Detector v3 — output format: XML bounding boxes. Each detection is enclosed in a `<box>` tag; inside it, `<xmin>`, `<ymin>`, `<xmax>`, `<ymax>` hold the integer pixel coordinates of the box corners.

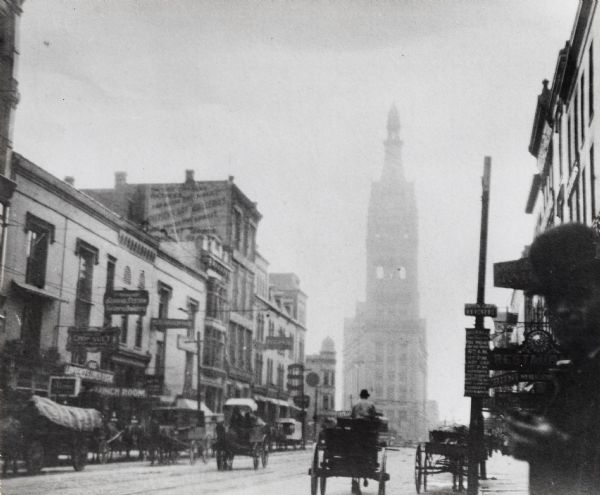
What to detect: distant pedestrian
<box><xmin>505</xmin><ymin>223</ymin><xmax>600</xmax><ymax>494</ymax></box>
<box><xmin>351</xmin><ymin>389</ymin><xmax>376</xmax><ymax>419</ymax></box>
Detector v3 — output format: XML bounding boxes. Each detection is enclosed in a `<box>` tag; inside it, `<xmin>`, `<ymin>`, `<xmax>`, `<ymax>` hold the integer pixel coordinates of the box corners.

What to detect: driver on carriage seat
<box><xmin>351</xmin><ymin>389</ymin><xmax>376</xmax><ymax>419</ymax></box>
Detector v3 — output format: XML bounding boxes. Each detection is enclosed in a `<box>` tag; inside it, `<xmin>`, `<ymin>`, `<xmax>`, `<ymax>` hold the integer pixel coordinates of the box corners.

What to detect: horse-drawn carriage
<box><xmin>214</xmin><ymin>398</ymin><xmax>269</xmax><ymax>471</ymax></box>
<box><xmin>414</xmin><ymin>426</ymin><xmax>468</xmax><ymax>493</ymax></box>
<box><xmin>148</xmin><ymin>405</ymin><xmax>209</xmax><ymax>465</ymax></box>
<box><xmin>2</xmin><ymin>395</ymin><xmax>103</xmax><ymax>475</ymax></box>
<box><xmin>272</xmin><ymin>418</ymin><xmax>303</xmax><ymax>450</ymax></box>
<box><xmin>309</xmin><ymin>416</ymin><xmax>389</xmax><ymax>495</ymax></box>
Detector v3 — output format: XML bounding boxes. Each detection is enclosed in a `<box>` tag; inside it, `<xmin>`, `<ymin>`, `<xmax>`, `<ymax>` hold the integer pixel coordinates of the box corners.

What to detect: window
<box><xmin>581</xmin><ymin>74</ymin><xmax>586</xmax><ymax>141</ymax></box>
<box><xmin>255</xmin><ymin>353</ymin><xmax>263</xmax><ymax>384</ymax></box>
<box><xmin>575</xmin><ymin>92</ymin><xmax>580</xmax><ymax>154</ymax></box>
<box><xmin>157</xmin><ymin>282</ymin><xmax>172</xmax><ymax>318</ymax></box>
<box><xmin>323</xmin><ymin>394</ymin><xmax>329</xmax><ymax>410</ymax></box>
<box><xmin>233</xmin><ymin>209</ymin><xmax>242</xmax><ymax>251</ymax></box>
<box><xmin>24</xmin><ymin>213</ymin><xmax>54</xmax><ymax>288</ymax></box>
<box><xmin>583</xmin><ymin>166</ymin><xmax>588</xmax><ymax>224</ymax></box>
<box><xmin>74</xmin><ymin>239</ymin><xmax>98</xmax><ymax>329</ymax></box>
<box><xmin>591</xmin><ymin>146</ymin><xmax>597</xmax><ymax>217</ymax></box>
<box><xmin>134</xmin><ymin>316</ymin><xmax>143</xmax><ymax>348</ymax></box>
<box><xmin>104</xmin><ymin>256</ymin><xmax>116</xmax><ymax>326</ymax></box>
<box><xmin>590</xmin><ymin>43</ymin><xmax>594</xmax><ymax>120</ymax></box>
<box><xmin>247</xmin><ymin>223</ymin><xmax>256</xmax><ymax>259</ymax></box>
<box><xmin>138</xmin><ymin>270</ymin><xmax>146</xmax><ymax>289</ymax></box>
<box><xmin>184</xmin><ymin>351</ymin><xmax>193</xmax><ymax>394</ymax></box>
<box><xmin>155</xmin><ymin>340</ymin><xmax>164</xmax><ymax>376</ymax></box>
<box><xmin>120</xmin><ymin>315</ymin><xmax>129</xmax><ymax>344</ymax></box>
<box><xmin>267</xmin><ymin>358</ymin><xmax>274</xmax><ymax>385</ymax></box>
<box><xmin>187</xmin><ymin>298</ymin><xmax>199</xmax><ymax>338</ymax></box>
<box><xmin>123</xmin><ymin>266</ymin><xmax>131</xmax><ymax>285</ymax></box>
<box><xmin>568</xmin><ymin>115</ymin><xmax>572</xmax><ymax>168</ymax></box>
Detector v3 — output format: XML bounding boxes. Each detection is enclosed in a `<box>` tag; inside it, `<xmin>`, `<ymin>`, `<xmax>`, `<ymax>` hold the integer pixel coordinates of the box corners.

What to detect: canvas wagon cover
<box><xmin>30</xmin><ymin>395</ymin><xmax>103</xmax><ymax>432</ymax></box>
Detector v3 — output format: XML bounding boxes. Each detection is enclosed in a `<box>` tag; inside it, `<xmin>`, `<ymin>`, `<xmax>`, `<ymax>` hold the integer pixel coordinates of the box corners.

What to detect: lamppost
<box><xmin>178</xmin><ymin>308</ymin><xmax>204</xmax><ymax>425</ymax></box>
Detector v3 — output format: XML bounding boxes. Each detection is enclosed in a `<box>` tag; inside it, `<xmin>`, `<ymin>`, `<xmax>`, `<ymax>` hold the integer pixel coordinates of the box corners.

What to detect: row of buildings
<box><xmin>0</xmin><ymin>1</ymin><xmax>338</xmax><ymax>426</ymax></box>
<box><xmin>490</xmin><ymin>0</ymin><xmax>599</xmax><ymax>414</ymax></box>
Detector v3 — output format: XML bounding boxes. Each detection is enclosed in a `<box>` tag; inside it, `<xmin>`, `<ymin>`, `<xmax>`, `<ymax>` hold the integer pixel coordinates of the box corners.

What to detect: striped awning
<box><xmin>30</xmin><ymin>395</ymin><xmax>103</xmax><ymax>432</ymax></box>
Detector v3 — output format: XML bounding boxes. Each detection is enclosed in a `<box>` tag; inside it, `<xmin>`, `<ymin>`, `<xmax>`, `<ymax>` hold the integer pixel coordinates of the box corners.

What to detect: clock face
<box><xmin>525</xmin><ymin>330</ymin><xmax>553</xmax><ymax>354</ymax></box>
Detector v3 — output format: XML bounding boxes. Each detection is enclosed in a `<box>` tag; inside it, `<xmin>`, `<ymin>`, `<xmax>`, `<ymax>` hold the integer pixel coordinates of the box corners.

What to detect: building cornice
<box><xmin>254</xmin><ymin>293</ymin><xmax>307</xmax><ymax>331</ymax></box>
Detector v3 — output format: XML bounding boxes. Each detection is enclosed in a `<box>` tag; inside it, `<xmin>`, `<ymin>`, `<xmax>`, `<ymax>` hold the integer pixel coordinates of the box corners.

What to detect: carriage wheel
<box><xmin>253</xmin><ymin>444</ymin><xmax>260</xmax><ymax>470</ymax></box>
<box><xmin>72</xmin><ymin>444</ymin><xmax>87</xmax><ymax>472</ymax></box>
<box><xmin>26</xmin><ymin>441</ymin><xmax>44</xmax><ymax>475</ymax></box>
<box><xmin>216</xmin><ymin>449</ymin><xmax>223</xmax><ymax>470</ymax></box>
<box><xmin>378</xmin><ymin>448</ymin><xmax>387</xmax><ymax>495</ymax></box>
<box><xmin>424</xmin><ymin>452</ymin><xmax>433</xmax><ymax>492</ymax></box>
<box><xmin>310</xmin><ymin>447</ymin><xmax>319</xmax><ymax>495</ymax></box>
<box><xmin>320</xmin><ymin>475</ymin><xmax>327</xmax><ymax>495</ymax></box>
<box><xmin>225</xmin><ymin>452</ymin><xmax>234</xmax><ymax>470</ymax></box>
<box><xmin>261</xmin><ymin>442</ymin><xmax>269</xmax><ymax>468</ymax></box>
<box><xmin>99</xmin><ymin>440</ymin><xmax>110</xmax><ymax>464</ymax></box>
<box><xmin>414</xmin><ymin>444</ymin><xmax>423</xmax><ymax>493</ymax></box>
<box><xmin>189</xmin><ymin>441</ymin><xmax>197</xmax><ymax>465</ymax></box>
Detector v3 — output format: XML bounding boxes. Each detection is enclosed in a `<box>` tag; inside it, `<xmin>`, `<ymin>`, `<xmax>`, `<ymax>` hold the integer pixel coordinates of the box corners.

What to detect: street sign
<box><xmin>49</xmin><ymin>376</ymin><xmax>81</xmax><ymax>397</ymax></box>
<box><xmin>66</xmin><ymin>327</ymin><xmax>120</xmax><ymax>352</ymax></box>
<box><xmin>145</xmin><ymin>375</ymin><xmax>163</xmax><ymax>396</ymax></box>
<box><xmin>464</xmin><ymin>303</ymin><xmax>497</xmax><ymax>317</ymax></box>
<box><xmin>264</xmin><ymin>336</ymin><xmax>294</xmax><ymax>351</ymax></box>
<box><xmin>103</xmin><ymin>290</ymin><xmax>149</xmax><ymax>315</ymax></box>
<box><xmin>493</xmin><ymin>257</ymin><xmax>539</xmax><ymax>291</ymax></box>
<box><xmin>151</xmin><ymin>318</ymin><xmax>193</xmax><ymax>330</ymax></box>
<box><xmin>464</xmin><ymin>328</ymin><xmax>490</xmax><ymax>397</ymax></box>
<box><xmin>293</xmin><ymin>395</ymin><xmax>310</xmax><ymax>408</ymax></box>
<box><xmin>488</xmin><ymin>349</ymin><xmax>561</xmax><ymax>371</ymax></box>
<box><xmin>64</xmin><ymin>363</ymin><xmax>115</xmax><ymax>384</ymax></box>
<box><xmin>306</xmin><ymin>372</ymin><xmax>320</xmax><ymax>387</ymax></box>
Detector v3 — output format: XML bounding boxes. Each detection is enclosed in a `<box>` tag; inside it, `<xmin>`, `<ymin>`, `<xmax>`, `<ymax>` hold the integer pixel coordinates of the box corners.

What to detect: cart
<box><xmin>273</xmin><ymin>418</ymin><xmax>302</xmax><ymax>450</ymax></box>
<box><xmin>308</xmin><ymin>417</ymin><xmax>389</xmax><ymax>495</ymax></box>
<box><xmin>414</xmin><ymin>427</ymin><xmax>468</xmax><ymax>493</ymax></box>
<box><xmin>18</xmin><ymin>395</ymin><xmax>103</xmax><ymax>475</ymax></box>
<box><xmin>215</xmin><ymin>398</ymin><xmax>269</xmax><ymax>471</ymax></box>
<box><xmin>149</xmin><ymin>406</ymin><xmax>208</xmax><ymax>465</ymax></box>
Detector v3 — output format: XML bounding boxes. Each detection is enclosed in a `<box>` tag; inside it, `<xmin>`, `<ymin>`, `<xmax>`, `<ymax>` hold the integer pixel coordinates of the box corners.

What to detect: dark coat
<box><xmin>529</xmin><ymin>356</ymin><xmax>600</xmax><ymax>495</ymax></box>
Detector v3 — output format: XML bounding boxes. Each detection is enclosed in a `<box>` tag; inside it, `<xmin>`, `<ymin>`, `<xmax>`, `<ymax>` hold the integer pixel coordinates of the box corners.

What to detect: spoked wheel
<box><xmin>26</xmin><ymin>440</ymin><xmax>44</xmax><ymax>475</ymax></box>
<box><xmin>189</xmin><ymin>441</ymin><xmax>197</xmax><ymax>465</ymax></box>
<box><xmin>226</xmin><ymin>452</ymin><xmax>234</xmax><ymax>470</ymax></box>
<box><xmin>310</xmin><ymin>447</ymin><xmax>319</xmax><ymax>495</ymax></box>
<box><xmin>424</xmin><ymin>452</ymin><xmax>433</xmax><ymax>492</ymax></box>
<box><xmin>414</xmin><ymin>444</ymin><xmax>423</xmax><ymax>493</ymax></box>
<box><xmin>98</xmin><ymin>440</ymin><xmax>110</xmax><ymax>464</ymax></box>
<box><xmin>216</xmin><ymin>449</ymin><xmax>224</xmax><ymax>471</ymax></box>
<box><xmin>253</xmin><ymin>444</ymin><xmax>260</xmax><ymax>470</ymax></box>
<box><xmin>72</xmin><ymin>443</ymin><xmax>88</xmax><ymax>471</ymax></box>
<box><xmin>378</xmin><ymin>448</ymin><xmax>387</xmax><ymax>495</ymax></box>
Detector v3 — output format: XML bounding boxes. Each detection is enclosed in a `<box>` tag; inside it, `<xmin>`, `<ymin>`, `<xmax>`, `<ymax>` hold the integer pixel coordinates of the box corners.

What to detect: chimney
<box><xmin>228</xmin><ymin>175</ymin><xmax>234</xmax><ymax>183</ymax></box>
<box><xmin>115</xmin><ymin>171</ymin><xmax>127</xmax><ymax>188</ymax></box>
<box><xmin>185</xmin><ymin>169</ymin><xmax>194</xmax><ymax>183</ymax></box>
<box><xmin>64</xmin><ymin>176</ymin><xmax>75</xmax><ymax>186</ymax></box>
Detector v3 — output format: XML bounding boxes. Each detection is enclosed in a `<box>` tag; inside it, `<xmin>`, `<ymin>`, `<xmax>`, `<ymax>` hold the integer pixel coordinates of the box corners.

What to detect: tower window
<box><xmin>376</xmin><ymin>266</ymin><xmax>384</xmax><ymax>279</ymax></box>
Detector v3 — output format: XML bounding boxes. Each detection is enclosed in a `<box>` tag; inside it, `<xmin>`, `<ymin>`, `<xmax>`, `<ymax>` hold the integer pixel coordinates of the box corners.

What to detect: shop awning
<box><xmin>224</xmin><ymin>398</ymin><xmax>258</xmax><ymax>411</ymax></box>
<box><xmin>254</xmin><ymin>394</ymin><xmax>269</xmax><ymax>402</ymax></box>
<box><xmin>30</xmin><ymin>395</ymin><xmax>102</xmax><ymax>431</ymax></box>
<box><xmin>174</xmin><ymin>398</ymin><xmax>214</xmax><ymax>416</ymax></box>
<box><xmin>12</xmin><ymin>280</ymin><xmax>69</xmax><ymax>303</ymax></box>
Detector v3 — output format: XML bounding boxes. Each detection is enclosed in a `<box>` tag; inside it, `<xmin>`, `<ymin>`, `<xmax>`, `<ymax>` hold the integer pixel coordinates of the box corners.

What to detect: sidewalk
<box><xmin>478</xmin><ymin>453</ymin><xmax>529</xmax><ymax>494</ymax></box>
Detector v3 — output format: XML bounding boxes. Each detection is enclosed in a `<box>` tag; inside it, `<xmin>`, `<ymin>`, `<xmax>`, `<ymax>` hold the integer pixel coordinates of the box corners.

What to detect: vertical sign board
<box><xmin>464</xmin><ymin>328</ymin><xmax>490</xmax><ymax>397</ymax></box>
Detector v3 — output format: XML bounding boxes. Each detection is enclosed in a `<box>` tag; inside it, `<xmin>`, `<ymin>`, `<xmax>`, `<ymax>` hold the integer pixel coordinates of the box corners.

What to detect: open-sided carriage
<box><xmin>309</xmin><ymin>417</ymin><xmax>389</xmax><ymax>495</ymax></box>
<box><xmin>11</xmin><ymin>395</ymin><xmax>102</xmax><ymax>475</ymax></box>
<box><xmin>272</xmin><ymin>418</ymin><xmax>302</xmax><ymax>450</ymax></box>
<box><xmin>214</xmin><ymin>398</ymin><xmax>269</xmax><ymax>471</ymax></box>
<box><xmin>149</xmin><ymin>406</ymin><xmax>208</xmax><ymax>465</ymax></box>
<box><xmin>414</xmin><ymin>426</ymin><xmax>468</xmax><ymax>493</ymax></box>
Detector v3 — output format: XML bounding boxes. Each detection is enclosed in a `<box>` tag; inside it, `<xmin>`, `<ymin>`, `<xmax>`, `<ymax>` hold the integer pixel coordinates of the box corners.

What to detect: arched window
<box><xmin>123</xmin><ymin>266</ymin><xmax>131</xmax><ymax>285</ymax></box>
<box><xmin>138</xmin><ymin>270</ymin><xmax>146</xmax><ymax>289</ymax></box>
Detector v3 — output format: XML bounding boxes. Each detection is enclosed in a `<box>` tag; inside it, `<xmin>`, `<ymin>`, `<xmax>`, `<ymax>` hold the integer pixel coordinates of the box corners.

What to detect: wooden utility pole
<box><xmin>466</xmin><ymin>157</ymin><xmax>493</xmax><ymax>495</ymax></box>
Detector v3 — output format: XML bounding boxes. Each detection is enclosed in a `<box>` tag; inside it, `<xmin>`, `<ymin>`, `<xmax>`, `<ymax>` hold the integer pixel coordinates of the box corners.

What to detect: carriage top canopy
<box><xmin>29</xmin><ymin>395</ymin><xmax>103</xmax><ymax>431</ymax></box>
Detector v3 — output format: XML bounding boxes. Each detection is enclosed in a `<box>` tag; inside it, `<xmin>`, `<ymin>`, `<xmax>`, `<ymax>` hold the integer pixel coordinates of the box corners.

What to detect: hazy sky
<box><xmin>15</xmin><ymin>0</ymin><xmax>579</xmax><ymax>421</ymax></box>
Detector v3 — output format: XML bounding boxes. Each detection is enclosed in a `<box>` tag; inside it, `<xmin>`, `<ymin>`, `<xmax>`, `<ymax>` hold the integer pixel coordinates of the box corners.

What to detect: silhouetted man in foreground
<box><xmin>506</xmin><ymin>223</ymin><xmax>600</xmax><ymax>495</ymax></box>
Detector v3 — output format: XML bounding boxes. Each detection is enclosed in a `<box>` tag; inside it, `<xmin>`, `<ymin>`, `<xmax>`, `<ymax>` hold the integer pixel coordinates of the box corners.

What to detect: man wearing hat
<box><xmin>351</xmin><ymin>389</ymin><xmax>376</xmax><ymax>419</ymax></box>
<box><xmin>506</xmin><ymin>223</ymin><xmax>600</xmax><ymax>494</ymax></box>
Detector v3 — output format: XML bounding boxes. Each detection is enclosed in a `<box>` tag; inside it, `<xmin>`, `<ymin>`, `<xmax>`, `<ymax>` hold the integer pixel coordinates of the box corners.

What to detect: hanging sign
<box><xmin>464</xmin><ymin>328</ymin><xmax>490</xmax><ymax>397</ymax></box>
<box><xmin>104</xmin><ymin>290</ymin><xmax>149</xmax><ymax>315</ymax></box>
